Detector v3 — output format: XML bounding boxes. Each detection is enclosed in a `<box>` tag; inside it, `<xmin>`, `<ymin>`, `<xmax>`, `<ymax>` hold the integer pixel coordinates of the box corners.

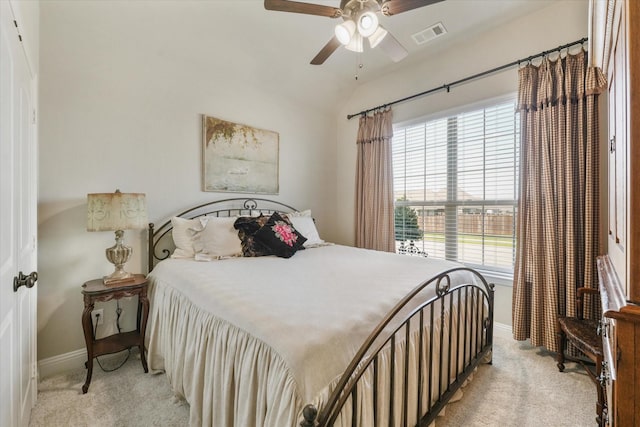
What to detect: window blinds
<box><xmin>392</xmin><ymin>99</ymin><xmax>519</xmax><ymax>273</ymax></box>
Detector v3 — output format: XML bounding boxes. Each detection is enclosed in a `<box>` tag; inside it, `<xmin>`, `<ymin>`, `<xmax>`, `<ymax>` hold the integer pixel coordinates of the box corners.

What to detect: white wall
<box><xmin>334</xmin><ymin>0</ymin><xmax>589</xmax><ymax>326</ymax></box>
<box><xmin>37</xmin><ymin>0</ymin><xmax>590</xmax><ymax>366</ymax></box>
<box><xmin>37</xmin><ymin>2</ymin><xmax>338</xmax><ymax>362</ymax></box>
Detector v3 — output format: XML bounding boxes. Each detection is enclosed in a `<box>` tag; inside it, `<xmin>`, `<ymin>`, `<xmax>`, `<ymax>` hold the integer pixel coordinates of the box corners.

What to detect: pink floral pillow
<box><xmin>254</xmin><ymin>212</ymin><xmax>306</xmax><ymax>258</ymax></box>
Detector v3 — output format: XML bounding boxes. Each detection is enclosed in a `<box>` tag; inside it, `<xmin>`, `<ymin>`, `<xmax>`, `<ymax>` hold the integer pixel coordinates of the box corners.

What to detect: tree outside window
<box><xmin>394</xmin><ymin>198</ymin><xmax>422</xmax><ymax>241</ymax></box>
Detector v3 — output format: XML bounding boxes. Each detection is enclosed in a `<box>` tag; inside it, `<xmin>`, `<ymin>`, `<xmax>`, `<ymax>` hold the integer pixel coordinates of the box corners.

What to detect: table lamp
<box><xmin>87</xmin><ymin>189</ymin><xmax>147</xmax><ymax>284</ymax></box>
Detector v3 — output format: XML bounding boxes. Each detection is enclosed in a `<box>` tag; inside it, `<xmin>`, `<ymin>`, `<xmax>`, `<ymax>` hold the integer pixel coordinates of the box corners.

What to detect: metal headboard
<box><xmin>148</xmin><ymin>198</ymin><xmax>298</xmax><ymax>272</ymax></box>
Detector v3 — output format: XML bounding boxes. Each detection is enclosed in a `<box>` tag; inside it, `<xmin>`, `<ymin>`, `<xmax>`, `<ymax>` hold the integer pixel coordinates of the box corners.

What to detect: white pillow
<box><xmin>289</xmin><ymin>215</ymin><xmax>324</xmax><ymax>247</ymax></box>
<box><xmin>287</xmin><ymin>209</ymin><xmax>312</xmax><ymax>218</ymax></box>
<box><xmin>193</xmin><ymin>216</ymin><xmax>242</xmax><ymax>259</ymax></box>
<box><xmin>171</xmin><ymin>216</ymin><xmax>208</xmax><ymax>258</ymax></box>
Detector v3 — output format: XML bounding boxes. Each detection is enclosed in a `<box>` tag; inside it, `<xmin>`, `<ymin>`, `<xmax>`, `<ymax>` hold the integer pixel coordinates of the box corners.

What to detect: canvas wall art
<box><xmin>202</xmin><ymin>115</ymin><xmax>279</xmax><ymax>194</ymax></box>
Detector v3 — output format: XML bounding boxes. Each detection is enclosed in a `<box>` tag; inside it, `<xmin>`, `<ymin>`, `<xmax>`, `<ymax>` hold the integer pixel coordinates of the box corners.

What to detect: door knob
<box><xmin>13</xmin><ymin>271</ymin><xmax>38</xmax><ymax>292</ymax></box>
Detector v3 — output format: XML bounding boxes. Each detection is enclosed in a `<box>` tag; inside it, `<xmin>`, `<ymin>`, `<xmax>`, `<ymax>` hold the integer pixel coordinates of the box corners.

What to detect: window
<box><xmin>392</xmin><ymin>98</ymin><xmax>519</xmax><ymax>275</ymax></box>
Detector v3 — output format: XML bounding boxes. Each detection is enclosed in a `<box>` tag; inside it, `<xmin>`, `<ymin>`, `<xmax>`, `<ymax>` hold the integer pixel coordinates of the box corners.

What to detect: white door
<box><xmin>0</xmin><ymin>1</ymin><xmax>38</xmax><ymax>426</ymax></box>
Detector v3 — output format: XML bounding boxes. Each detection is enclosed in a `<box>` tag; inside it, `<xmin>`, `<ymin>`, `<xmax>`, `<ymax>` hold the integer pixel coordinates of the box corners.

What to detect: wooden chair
<box><xmin>556</xmin><ymin>287</ymin><xmax>604</xmax><ymax>426</ymax></box>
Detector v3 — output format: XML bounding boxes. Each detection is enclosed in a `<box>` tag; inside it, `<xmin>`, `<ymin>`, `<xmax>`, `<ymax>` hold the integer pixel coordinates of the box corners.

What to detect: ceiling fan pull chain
<box><xmin>355</xmin><ymin>53</ymin><xmax>364</xmax><ymax>80</ymax></box>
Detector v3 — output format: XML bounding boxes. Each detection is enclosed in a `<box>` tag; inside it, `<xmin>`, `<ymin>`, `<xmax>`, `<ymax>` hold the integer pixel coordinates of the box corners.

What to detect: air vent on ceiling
<box><xmin>411</xmin><ymin>22</ymin><xmax>447</xmax><ymax>45</ymax></box>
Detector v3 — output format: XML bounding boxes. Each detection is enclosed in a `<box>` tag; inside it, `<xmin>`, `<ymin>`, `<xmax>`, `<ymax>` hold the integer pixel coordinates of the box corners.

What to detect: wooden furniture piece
<box><xmin>146</xmin><ymin>198</ymin><xmax>494</xmax><ymax>427</ymax></box>
<box><xmin>590</xmin><ymin>0</ymin><xmax>640</xmax><ymax>425</ymax></box>
<box><xmin>597</xmin><ymin>257</ymin><xmax>640</xmax><ymax>427</ymax></box>
<box><xmin>556</xmin><ymin>287</ymin><xmax>604</xmax><ymax>425</ymax></box>
<box><xmin>81</xmin><ymin>274</ymin><xmax>149</xmax><ymax>393</ymax></box>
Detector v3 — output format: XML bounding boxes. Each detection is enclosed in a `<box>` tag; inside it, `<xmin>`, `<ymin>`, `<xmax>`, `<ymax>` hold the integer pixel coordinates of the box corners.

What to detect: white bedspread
<box><xmin>146</xmin><ymin>244</ymin><xmax>478</xmax><ymax>426</ymax></box>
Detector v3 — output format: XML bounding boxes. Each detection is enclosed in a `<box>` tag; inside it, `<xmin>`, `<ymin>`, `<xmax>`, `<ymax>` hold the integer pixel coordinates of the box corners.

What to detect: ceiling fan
<box><xmin>264</xmin><ymin>0</ymin><xmax>444</xmax><ymax>65</ymax></box>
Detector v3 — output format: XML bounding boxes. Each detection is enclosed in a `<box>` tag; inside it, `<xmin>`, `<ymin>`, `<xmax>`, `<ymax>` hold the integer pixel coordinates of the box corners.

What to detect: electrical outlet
<box><xmin>91</xmin><ymin>308</ymin><xmax>104</xmax><ymax>325</ymax></box>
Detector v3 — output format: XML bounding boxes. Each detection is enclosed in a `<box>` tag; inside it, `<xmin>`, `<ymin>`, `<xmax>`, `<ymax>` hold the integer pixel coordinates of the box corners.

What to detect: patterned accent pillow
<box><xmin>233</xmin><ymin>215</ymin><xmax>271</xmax><ymax>257</ymax></box>
<box><xmin>254</xmin><ymin>212</ymin><xmax>307</xmax><ymax>258</ymax></box>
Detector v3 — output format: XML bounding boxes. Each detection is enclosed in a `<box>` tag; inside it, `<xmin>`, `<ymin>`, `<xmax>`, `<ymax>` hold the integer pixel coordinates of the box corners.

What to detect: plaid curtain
<box><xmin>355</xmin><ymin>108</ymin><xmax>395</xmax><ymax>252</ymax></box>
<box><xmin>512</xmin><ymin>50</ymin><xmax>607</xmax><ymax>352</ymax></box>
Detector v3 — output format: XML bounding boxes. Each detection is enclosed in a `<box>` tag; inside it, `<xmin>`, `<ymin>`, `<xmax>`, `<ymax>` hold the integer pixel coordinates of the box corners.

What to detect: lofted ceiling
<box><xmin>257</xmin><ymin>1</ymin><xmax>558</xmax><ymax>80</ymax></box>
<box><xmin>87</xmin><ymin>0</ymin><xmax>562</xmax><ymax>114</ymax></box>
<box><xmin>239</xmin><ymin>0</ymin><xmax>560</xmax><ymax>110</ymax></box>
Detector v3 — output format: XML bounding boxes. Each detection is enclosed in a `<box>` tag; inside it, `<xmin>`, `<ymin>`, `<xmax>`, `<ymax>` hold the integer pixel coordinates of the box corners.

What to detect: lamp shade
<box><xmin>345</xmin><ymin>32</ymin><xmax>364</xmax><ymax>53</ymax></box>
<box><xmin>368</xmin><ymin>25</ymin><xmax>388</xmax><ymax>49</ymax></box>
<box><xmin>335</xmin><ymin>20</ymin><xmax>356</xmax><ymax>45</ymax></box>
<box><xmin>357</xmin><ymin>11</ymin><xmax>379</xmax><ymax>38</ymax></box>
<box><xmin>87</xmin><ymin>190</ymin><xmax>148</xmax><ymax>232</ymax></box>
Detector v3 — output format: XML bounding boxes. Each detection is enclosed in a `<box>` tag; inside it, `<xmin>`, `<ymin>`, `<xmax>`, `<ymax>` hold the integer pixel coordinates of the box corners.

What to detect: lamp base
<box><xmin>103</xmin><ymin>230</ymin><xmax>135</xmax><ymax>285</ymax></box>
<box><xmin>103</xmin><ymin>270</ymin><xmax>135</xmax><ymax>285</ymax></box>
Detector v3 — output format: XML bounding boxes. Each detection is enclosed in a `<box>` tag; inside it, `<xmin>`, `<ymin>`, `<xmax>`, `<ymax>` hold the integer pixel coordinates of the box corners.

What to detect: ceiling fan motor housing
<box><xmin>340</xmin><ymin>0</ymin><xmax>381</xmax><ymax>21</ymax></box>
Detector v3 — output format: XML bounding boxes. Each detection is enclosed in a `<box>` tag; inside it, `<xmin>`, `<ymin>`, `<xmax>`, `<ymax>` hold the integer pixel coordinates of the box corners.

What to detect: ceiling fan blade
<box><xmin>264</xmin><ymin>0</ymin><xmax>342</xmax><ymax>18</ymax></box>
<box><xmin>310</xmin><ymin>36</ymin><xmax>341</xmax><ymax>65</ymax></box>
<box><xmin>380</xmin><ymin>0</ymin><xmax>445</xmax><ymax>16</ymax></box>
<box><xmin>378</xmin><ymin>31</ymin><xmax>408</xmax><ymax>62</ymax></box>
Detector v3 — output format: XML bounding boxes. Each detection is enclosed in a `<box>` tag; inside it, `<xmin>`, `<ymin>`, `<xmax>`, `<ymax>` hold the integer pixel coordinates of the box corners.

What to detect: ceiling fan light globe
<box><xmin>345</xmin><ymin>33</ymin><xmax>364</xmax><ymax>53</ymax></box>
<box><xmin>357</xmin><ymin>11</ymin><xmax>379</xmax><ymax>38</ymax></box>
<box><xmin>335</xmin><ymin>20</ymin><xmax>356</xmax><ymax>45</ymax></box>
<box><xmin>368</xmin><ymin>26</ymin><xmax>388</xmax><ymax>48</ymax></box>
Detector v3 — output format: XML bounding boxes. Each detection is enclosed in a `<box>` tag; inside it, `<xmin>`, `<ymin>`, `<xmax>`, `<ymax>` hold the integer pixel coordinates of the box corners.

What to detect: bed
<box><xmin>145</xmin><ymin>198</ymin><xmax>494</xmax><ymax>427</ymax></box>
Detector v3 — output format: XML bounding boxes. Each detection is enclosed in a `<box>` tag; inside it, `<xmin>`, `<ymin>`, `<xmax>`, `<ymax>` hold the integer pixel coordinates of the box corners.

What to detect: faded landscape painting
<box><xmin>202</xmin><ymin>115</ymin><xmax>279</xmax><ymax>194</ymax></box>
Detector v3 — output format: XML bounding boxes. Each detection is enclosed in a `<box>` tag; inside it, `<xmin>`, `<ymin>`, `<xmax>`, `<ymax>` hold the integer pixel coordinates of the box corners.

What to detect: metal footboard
<box><xmin>302</xmin><ymin>268</ymin><xmax>495</xmax><ymax>427</ymax></box>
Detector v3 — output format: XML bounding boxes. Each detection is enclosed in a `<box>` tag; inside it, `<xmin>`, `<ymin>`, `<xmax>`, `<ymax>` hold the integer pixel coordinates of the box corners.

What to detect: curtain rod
<box><xmin>346</xmin><ymin>37</ymin><xmax>588</xmax><ymax>120</ymax></box>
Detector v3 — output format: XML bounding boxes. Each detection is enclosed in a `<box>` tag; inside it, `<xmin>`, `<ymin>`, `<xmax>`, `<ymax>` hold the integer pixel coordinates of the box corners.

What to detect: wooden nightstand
<box><xmin>81</xmin><ymin>274</ymin><xmax>149</xmax><ymax>393</ymax></box>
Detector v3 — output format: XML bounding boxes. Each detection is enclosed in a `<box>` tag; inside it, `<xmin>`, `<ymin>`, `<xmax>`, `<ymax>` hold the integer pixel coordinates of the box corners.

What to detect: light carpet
<box><xmin>438</xmin><ymin>335</ymin><xmax>596</xmax><ymax>427</ymax></box>
<box><xmin>29</xmin><ymin>335</ymin><xmax>596</xmax><ymax>426</ymax></box>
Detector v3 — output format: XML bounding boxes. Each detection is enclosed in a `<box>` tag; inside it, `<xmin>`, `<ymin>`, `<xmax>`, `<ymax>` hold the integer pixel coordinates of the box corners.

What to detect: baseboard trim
<box><xmin>493</xmin><ymin>322</ymin><xmax>512</xmax><ymax>339</ymax></box>
<box><xmin>38</xmin><ymin>347</ymin><xmax>134</xmax><ymax>379</ymax></box>
<box><xmin>38</xmin><ymin>348</ymin><xmax>87</xmax><ymax>379</ymax></box>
